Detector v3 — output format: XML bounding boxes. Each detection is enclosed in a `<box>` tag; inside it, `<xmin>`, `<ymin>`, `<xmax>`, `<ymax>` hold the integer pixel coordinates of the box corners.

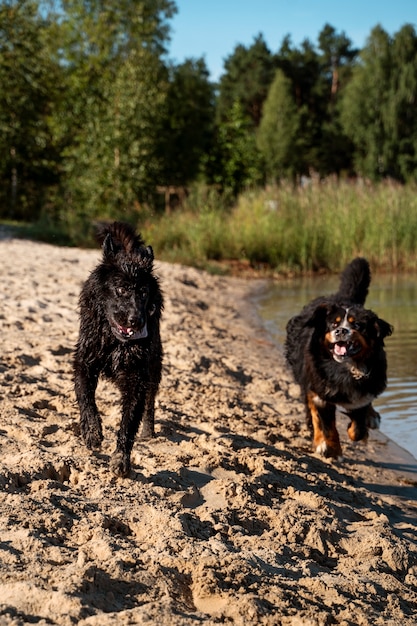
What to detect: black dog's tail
<box><xmin>336</xmin><ymin>257</ymin><xmax>371</xmax><ymax>305</ymax></box>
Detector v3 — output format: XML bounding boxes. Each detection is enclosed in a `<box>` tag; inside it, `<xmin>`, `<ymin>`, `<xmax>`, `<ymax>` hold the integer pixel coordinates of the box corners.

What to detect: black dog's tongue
<box><xmin>117</xmin><ymin>324</ymin><xmax>148</xmax><ymax>340</ymax></box>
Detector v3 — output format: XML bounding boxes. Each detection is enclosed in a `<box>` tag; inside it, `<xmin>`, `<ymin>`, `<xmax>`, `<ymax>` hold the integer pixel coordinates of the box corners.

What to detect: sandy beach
<box><xmin>0</xmin><ymin>235</ymin><xmax>416</xmax><ymax>625</ymax></box>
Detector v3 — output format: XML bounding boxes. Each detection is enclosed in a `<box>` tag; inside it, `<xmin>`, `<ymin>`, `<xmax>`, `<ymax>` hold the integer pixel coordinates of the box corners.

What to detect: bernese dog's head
<box><xmin>308</xmin><ymin>302</ymin><xmax>393</xmax><ymax>364</ymax></box>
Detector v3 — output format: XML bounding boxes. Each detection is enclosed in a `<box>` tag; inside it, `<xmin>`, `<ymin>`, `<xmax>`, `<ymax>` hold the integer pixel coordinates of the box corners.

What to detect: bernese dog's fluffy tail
<box><xmin>336</xmin><ymin>257</ymin><xmax>371</xmax><ymax>305</ymax></box>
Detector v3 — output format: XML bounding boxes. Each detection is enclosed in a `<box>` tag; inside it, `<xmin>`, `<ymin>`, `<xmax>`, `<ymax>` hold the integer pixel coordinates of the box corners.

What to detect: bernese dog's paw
<box><xmin>367</xmin><ymin>407</ymin><xmax>381</xmax><ymax>430</ymax></box>
<box><xmin>315</xmin><ymin>440</ymin><xmax>343</xmax><ymax>460</ymax></box>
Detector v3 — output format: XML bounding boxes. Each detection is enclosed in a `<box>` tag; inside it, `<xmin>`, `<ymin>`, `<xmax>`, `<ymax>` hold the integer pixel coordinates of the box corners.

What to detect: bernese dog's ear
<box><xmin>375</xmin><ymin>317</ymin><xmax>393</xmax><ymax>339</ymax></box>
<box><xmin>304</xmin><ymin>303</ymin><xmax>331</xmax><ymax>330</ymax></box>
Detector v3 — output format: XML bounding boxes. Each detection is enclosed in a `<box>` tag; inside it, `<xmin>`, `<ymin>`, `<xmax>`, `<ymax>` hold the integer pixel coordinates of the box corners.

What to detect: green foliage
<box><xmin>217</xmin><ymin>34</ymin><xmax>275</xmax><ymax>126</ymax></box>
<box><xmin>317</xmin><ymin>23</ymin><xmax>358</xmax><ymax>100</ymax></box>
<box><xmin>143</xmin><ymin>182</ymin><xmax>417</xmax><ymax>274</ymax></box>
<box><xmin>59</xmin><ymin>0</ymin><xmax>176</xmax><ymax>64</ymax></box>
<box><xmin>205</xmin><ymin>101</ymin><xmax>264</xmax><ymax>195</ymax></box>
<box><xmin>2</xmin><ymin>4</ymin><xmax>417</xmax><ymax>238</ymax></box>
<box><xmin>160</xmin><ymin>58</ymin><xmax>216</xmax><ymax>186</ymax></box>
<box><xmin>275</xmin><ymin>27</ymin><xmax>357</xmax><ymax>176</ymax></box>
<box><xmin>340</xmin><ymin>24</ymin><xmax>417</xmax><ymax>181</ymax></box>
<box><xmin>60</xmin><ymin>47</ymin><xmax>169</xmax><ymax>236</ymax></box>
<box><xmin>142</xmin><ymin>183</ymin><xmax>235</xmax><ymax>267</ymax></box>
<box><xmin>257</xmin><ymin>70</ymin><xmax>301</xmax><ymax>181</ymax></box>
<box><xmin>0</xmin><ymin>0</ymin><xmax>62</xmax><ymax>218</ymax></box>
<box><xmin>49</xmin><ymin>0</ymin><xmax>177</xmax><ymax>232</ymax></box>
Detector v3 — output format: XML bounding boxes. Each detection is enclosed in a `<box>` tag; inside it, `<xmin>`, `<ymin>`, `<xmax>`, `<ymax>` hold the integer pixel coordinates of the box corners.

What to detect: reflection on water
<box><xmin>257</xmin><ymin>273</ymin><xmax>417</xmax><ymax>460</ymax></box>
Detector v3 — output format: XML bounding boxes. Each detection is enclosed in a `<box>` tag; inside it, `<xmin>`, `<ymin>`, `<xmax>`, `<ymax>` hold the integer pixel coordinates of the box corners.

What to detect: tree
<box><xmin>387</xmin><ymin>24</ymin><xmax>417</xmax><ymax>181</ymax></box>
<box><xmin>217</xmin><ymin>34</ymin><xmax>275</xmax><ymax>127</ymax></box>
<box><xmin>214</xmin><ymin>34</ymin><xmax>273</xmax><ymax>193</ymax></box>
<box><xmin>159</xmin><ymin>58</ymin><xmax>216</xmax><ymax>187</ymax></box>
<box><xmin>205</xmin><ymin>100</ymin><xmax>264</xmax><ymax>195</ymax></box>
<box><xmin>0</xmin><ymin>0</ymin><xmax>62</xmax><ymax>218</ymax></box>
<box><xmin>340</xmin><ymin>24</ymin><xmax>417</xmax><ymax>181</ymax></box>
<box><xmin>61</xmin><ymin>48</ymin><xmax>169</xmax><ymax>229</ymax></box>
<box><xmin>318</xmin><ymin>23</ymin><xmax>358</xmax><ymax>103</ymax></box>
<box><xmin>316</xmin><ymin>24</ymin><xmax>358</xmax><ymax>175</ymax></box>
<box><xmin>51</xmin><ymin>0</ymin><xmax>177</xmax><ymax>229</ymax></box>
<box><xmin>275</xmin><ymin>28</ymin><xmax>357</xmax><ymax>177</ymax></box>
<box><xmin>58</xmin><ymin>0</ymin><xmax>176</xmax><ymax>65</ymax></box>
<box><xmin>257</xmin><ymin>69</ymin><xmax>301</xmax><ymax>181</ymax></box>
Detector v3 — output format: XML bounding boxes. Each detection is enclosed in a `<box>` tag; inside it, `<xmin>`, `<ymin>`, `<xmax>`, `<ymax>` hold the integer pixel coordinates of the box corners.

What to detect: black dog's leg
<box><xmin>110</xmin><ymin>383</ymin><xmax>147</xmax><ymax>477</ymax></box>
<box><xmin>140</xmin><ymin>349</ymin><xmax>161</xmax><ymax>439</ymax></box>
<box><xmin>74</xmin><ymin>360</ymin><xmax>103</xmax><ymax>450</ymax></box>
<box><xmin>140</xmin><ymin>382</ymin><xmax>159</xmax><ymax>439</ymax></box>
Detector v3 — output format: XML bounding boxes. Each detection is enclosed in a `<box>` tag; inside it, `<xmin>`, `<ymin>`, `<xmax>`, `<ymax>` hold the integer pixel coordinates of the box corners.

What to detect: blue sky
<box><xmin>168</xmin><ymin>1</ymin><xmax>417</xmax><ymax>81</ymax></box>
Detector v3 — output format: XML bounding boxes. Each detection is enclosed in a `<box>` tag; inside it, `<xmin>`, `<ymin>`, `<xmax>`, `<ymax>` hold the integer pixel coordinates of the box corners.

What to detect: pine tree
<box><xmin>257</xmin><ymin>69</ymin><xmax>301</xmax><ymax>182</ymax></box>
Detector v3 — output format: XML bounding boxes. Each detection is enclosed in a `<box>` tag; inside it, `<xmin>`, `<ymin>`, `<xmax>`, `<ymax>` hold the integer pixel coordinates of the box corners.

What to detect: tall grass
<box><xmin>143</xmin><ymin>180</ymin><xmax>417</xmax><ymax>274</ymax></box>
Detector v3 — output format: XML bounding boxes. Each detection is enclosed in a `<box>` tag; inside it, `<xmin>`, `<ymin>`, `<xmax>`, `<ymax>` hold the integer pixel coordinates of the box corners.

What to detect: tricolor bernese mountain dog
<box><xmin>285</xmin><ymin>258</ymin><xmax>393</xmax><ymax>459</ymax></box>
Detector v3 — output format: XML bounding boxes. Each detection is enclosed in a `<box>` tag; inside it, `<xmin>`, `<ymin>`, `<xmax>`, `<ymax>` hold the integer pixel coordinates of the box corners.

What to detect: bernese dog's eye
<box><xmin>331</xmin><ymin>316</ymin><xmax>342</xmax><ymax>328</ymax></box>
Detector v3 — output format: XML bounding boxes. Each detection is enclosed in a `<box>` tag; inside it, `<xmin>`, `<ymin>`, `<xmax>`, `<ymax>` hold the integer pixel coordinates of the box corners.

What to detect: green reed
<box><xmin>144</xmin><ymin>181</ymin><xmax>417</xmax><ymax>274</ymax></box>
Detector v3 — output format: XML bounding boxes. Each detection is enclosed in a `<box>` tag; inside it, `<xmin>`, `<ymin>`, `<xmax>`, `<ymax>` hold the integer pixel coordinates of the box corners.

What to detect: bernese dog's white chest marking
<box><xmin>314</xmin><ymin>391</ymin><xmax>376</xmax><ymax>411</ymax></box>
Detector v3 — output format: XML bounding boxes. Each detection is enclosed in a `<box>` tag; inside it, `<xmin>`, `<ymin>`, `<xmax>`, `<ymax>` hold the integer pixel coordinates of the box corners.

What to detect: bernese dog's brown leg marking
<box><xmin>307</xmin><ymin>391</ymin><xmax>342</xmax><ymax>458</ymax></box>
<box><xmin>347</xmin><ymin>404</ymin><xmax>381</xmax><ymax>442</ymax></box>
<box><xmin>347</xmin><ymin>416</ymin><xmax>367</xmax><ymax>442</ymax></box>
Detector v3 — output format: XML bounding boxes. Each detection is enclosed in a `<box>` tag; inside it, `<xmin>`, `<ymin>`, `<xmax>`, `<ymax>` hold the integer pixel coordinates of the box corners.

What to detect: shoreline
<box><xmin>0</xmin><ymin>237</ymin><xmax>416</xmax><ymax>625</ymax></box>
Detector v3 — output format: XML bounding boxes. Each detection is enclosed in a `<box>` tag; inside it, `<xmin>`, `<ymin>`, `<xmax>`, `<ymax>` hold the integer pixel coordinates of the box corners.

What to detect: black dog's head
<box><xmin>96</xmin><ymin>222</ymin><xmax>163</xmax><ymax>342</ymax></box>
<box><xmin>308</xmin><ymin>302</ymin><xmax>392</xmax><ymax>364</ymax></box>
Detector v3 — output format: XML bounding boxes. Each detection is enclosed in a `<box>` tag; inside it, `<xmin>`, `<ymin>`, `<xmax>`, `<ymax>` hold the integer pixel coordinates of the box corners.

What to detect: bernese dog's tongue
<box><xmin>334</xmin><ymin>342</ymin><xmax>347</xmax><ymax>356</ymax></box>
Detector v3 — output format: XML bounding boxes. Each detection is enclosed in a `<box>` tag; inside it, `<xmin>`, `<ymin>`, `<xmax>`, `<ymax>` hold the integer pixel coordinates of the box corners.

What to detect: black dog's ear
<box><xmin>146</xmin><ymin>245</ymin><xmax>154</xmax><ymax>260</ymax></box>
<box><xmin>137</xmin><ymin>245</ymin><xmax>154</xmax><ymax>271</ymax></box>
<box><xmin>375</xmin><ymin>317</ymin><xmax>393</xmax><ymax>339</ymax></box>
<box><xmin>102</xmin><ymin>233</ymin><xmax>121</xmax><ymax>260</ymax></box>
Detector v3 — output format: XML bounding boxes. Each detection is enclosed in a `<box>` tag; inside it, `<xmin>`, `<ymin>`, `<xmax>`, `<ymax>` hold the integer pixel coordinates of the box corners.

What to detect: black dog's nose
<box><xmin>127</xmin><ymin>310</ymin><xmax>138</xmax><ymax>326</ymax></box>
<box><xmin>128</xmin><ymin>313</ymin><xmax>145</xmax><ymax>328</ymax></box>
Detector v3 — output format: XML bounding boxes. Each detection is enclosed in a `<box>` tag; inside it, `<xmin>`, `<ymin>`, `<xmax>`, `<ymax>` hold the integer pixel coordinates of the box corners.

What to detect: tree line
<box><xmin>1</xmin><ymin>0</ymin><xmax>417</xmax><ymax>235</ymax></box>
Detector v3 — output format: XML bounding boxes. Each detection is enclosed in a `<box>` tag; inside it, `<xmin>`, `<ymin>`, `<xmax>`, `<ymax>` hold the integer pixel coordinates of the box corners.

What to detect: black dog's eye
<box><xmin>116</xmin><ymin>286</ymin><xmax>128</xmax><ymax>297</ymax></box>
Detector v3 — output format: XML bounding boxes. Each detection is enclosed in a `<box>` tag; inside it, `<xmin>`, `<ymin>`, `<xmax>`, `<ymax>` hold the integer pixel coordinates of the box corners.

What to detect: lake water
<box><xmin>257</xmin><ymin>273</ymin><xmax>417</xmax><ymax>461</ymax></box>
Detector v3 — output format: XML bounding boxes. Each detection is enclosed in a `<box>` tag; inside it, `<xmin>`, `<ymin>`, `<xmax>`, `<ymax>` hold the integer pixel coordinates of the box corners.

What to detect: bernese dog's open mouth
<box><xmin>331</xmin><ymin>340</ymin><xmax>362</xmax><ymax>361</ymax></box>
<box><xmin>111</xmin><ymin>322</ymin><xmax>148</xmax><ymax>341</ymax></box>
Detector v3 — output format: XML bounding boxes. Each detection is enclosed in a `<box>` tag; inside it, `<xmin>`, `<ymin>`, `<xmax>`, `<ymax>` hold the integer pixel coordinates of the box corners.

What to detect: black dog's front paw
<box><xmin>110</xmin><ymin>450</ymin><xmax>131</xmax><ymax>477</ymax></box>
<box><xmin>84</xmin><ymin>430</ymin><xmax>103</xmax><ymax>450</ymax></box>
<box><xmin>80</xmin><ymin>415</ymin><xmax>103</xmax><ymax>450</ymax></box>
<box><xmin>140</xmin><ymin>423</ymin><xmax>155</xmax><ymax>440</ymax></box>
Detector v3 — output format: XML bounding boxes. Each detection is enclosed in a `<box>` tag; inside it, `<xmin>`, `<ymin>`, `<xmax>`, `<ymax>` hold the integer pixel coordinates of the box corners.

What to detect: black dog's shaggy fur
<box><xmin>74</xmin><ymin>222</ymin><xmax>163</xmax><ymax>477</ymax></box>
<box><xmin>285</xmin><ymin>258</ymin><xmax>392</xmax><ymax>459</ymax></box>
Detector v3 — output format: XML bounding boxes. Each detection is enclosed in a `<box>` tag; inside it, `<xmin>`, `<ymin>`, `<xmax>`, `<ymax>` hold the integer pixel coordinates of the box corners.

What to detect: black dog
<box><xmin>285</xmin><ymin>258</ymin><xmax>392</xmax><ymax>459</ymax></box>
<box><xmin>74</xmin><ymin>221</ymin><xmax>163</xmax><ymax>477</ymax></box>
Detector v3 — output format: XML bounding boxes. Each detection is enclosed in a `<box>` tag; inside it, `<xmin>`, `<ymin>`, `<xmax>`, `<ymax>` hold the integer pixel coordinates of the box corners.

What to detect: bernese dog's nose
<box><xmin>334</xmin><ymin>326</ymin><xmax>349</xmax><ymax>339</ymax></box>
